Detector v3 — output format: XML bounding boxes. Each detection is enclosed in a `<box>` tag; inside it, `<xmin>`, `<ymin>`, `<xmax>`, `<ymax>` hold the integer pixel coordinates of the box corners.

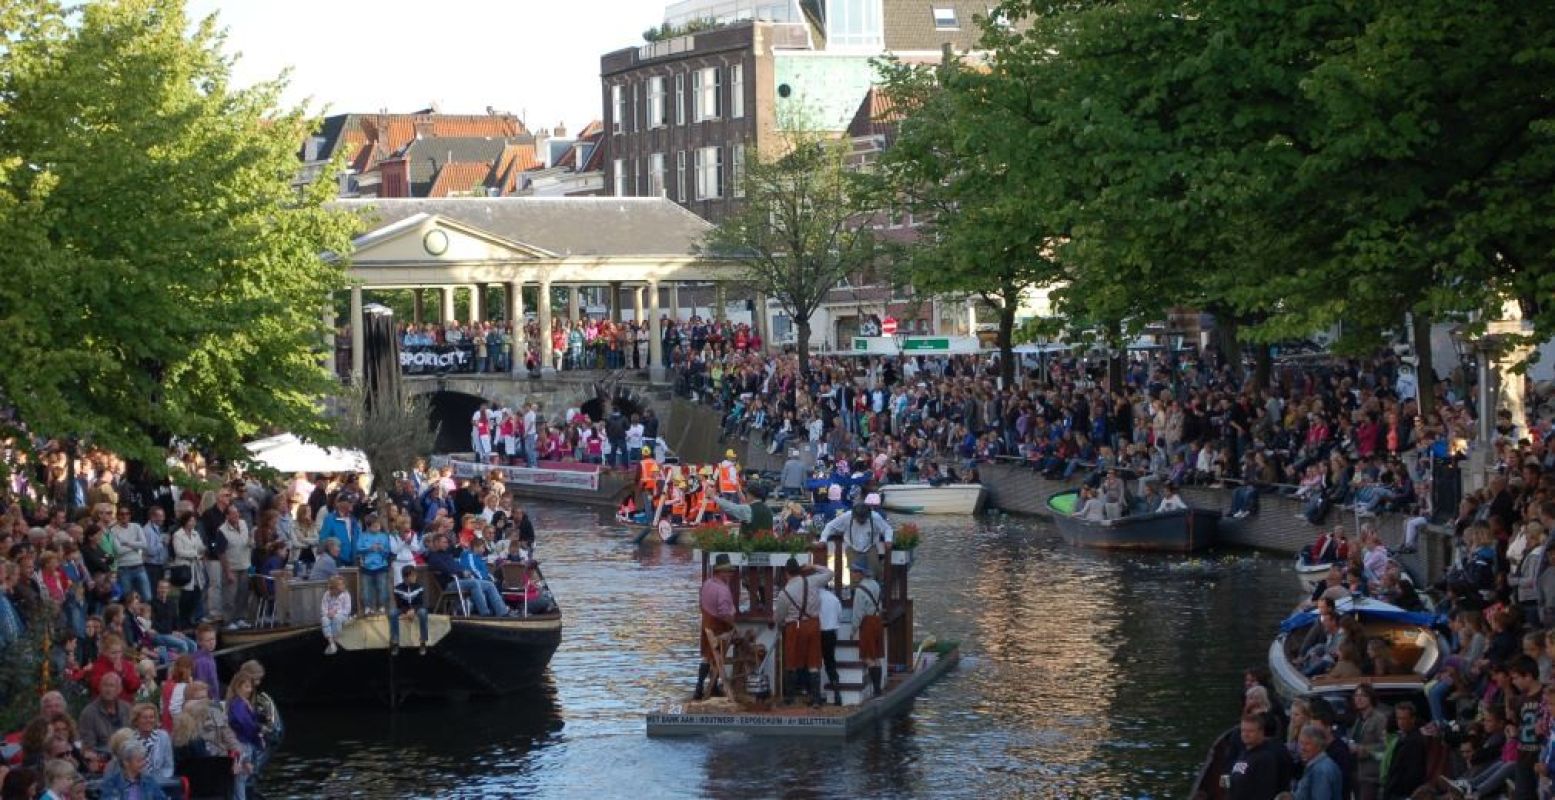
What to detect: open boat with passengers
<box><xmin>646</xmin><ymin>537</ymin><xmax>958</xmax><ymax>737</ymax></box>
<box><xmin>1267</xmin><ymin>596</ymin><xmax>1446</xmax><ymax>707</ymax></box>
<box><xmin>1045</xmin><ymin>488</ymin><xmax>1220</xmax><ymax>553</ymax></box>
<box><xmin>216</xmin><ymin>559</ymin><xmax>561</xmax><ymax>706</ymax></box>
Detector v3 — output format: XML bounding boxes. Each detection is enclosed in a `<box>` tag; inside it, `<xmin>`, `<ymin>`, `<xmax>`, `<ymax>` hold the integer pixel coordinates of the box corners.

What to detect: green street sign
<box><xmin>854</xmin><ymin>338</ymin><xmax>869</xmax><ymax>351</ymax></box>
<box><xmin>902</xmin><ymin>338</ymin><xmax>950</xmax><ymax>351</ymax></box>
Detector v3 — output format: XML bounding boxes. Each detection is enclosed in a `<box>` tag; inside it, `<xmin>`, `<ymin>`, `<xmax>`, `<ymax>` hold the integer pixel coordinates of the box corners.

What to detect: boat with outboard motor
<box><xmin>877</xmin><ymin>482</ymin><xmax>986</xmax><ymax>515</ymax></box>
<box><xmin>1267</xmin><ymin>595</ymin><xmax>1447</xmax><ymax>706</ymax></box>
<box><xmin>1045</xmin><ymin>489</ymin><xmax>1220</xmax><ymax>552</ymax></box>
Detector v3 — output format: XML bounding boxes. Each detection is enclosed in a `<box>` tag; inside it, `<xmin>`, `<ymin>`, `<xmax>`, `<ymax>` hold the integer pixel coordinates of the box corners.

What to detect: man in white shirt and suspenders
<box><xmin>772</xmin><ymin>558</ymin><xmax>833</xmax><ymax>708</ymax></box>
<box><xmin>822</xmin><ymin>503</ymin><xmax>894</xmax><ymax>578</ymax></box>
<box><xmin>850</xmin><ymin>562</ymin><xmax>884</xmax><ymax>697</ymax></box>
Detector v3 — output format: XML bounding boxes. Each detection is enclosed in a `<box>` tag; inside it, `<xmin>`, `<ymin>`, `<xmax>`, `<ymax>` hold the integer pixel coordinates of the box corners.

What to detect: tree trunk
<box><xmin>1105</xmin><ymin>321</ymin><xmax>1125</xmax><ymax>393</ymax></box>
<box><xmin>1214</xmin><ymin>313</ymin><xmax>1244</xmax><ymax>385</ymax></box>
<box><xmin>1412</xmin><ymin>310</ymin><xmax>1436</xmax><ymax>421</ymax></box>
<box><xmin>1253</xmin><ymin>342</ymin><xmax>1273</xmax><ymax>392</ymax></box>
<box><xmin>997</xmin><ymin>302</ymin><xmax>1016</xmax><ymax>388</ymax></box>
<box><xmin>797</xmin><ymin>318</ymin><xmax>813</xmax><ymax>379</ymax></box>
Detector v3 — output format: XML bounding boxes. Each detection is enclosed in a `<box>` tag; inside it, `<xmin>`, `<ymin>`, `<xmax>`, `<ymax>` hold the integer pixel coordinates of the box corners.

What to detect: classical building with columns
<box><xmin>327</xmin><ymin>197</ymin><xmax>760</xmax><ymax>383</ymax></box>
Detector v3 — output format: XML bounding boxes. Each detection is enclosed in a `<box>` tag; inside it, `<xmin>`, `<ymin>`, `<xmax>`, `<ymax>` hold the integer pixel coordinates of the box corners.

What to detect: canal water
<box><xmin>257</xmin><ymin>504</ymin><xmax>1297</xmax><ymax>799</ymax></box>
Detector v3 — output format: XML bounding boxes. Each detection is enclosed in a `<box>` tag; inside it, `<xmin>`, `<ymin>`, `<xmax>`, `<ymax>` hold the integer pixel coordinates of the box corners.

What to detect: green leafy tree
<box><xmin>701</xmin><ymin>116</ymin><xmax>880</xmax><ymax>377</ymax></box>
<box><xmin>874</xmin><ymin>51</ymin><xmax>1068</xmax><ymax>387</ymax></box>
<box><xmin>0</xmin><ymin>0</ymin><xmax>357</xmax><ymax>466</ymax></box>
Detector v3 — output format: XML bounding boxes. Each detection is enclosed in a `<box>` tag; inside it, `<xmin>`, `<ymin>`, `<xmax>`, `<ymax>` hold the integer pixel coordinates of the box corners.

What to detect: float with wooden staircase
<box><xmin>645</xmin><ymin>539</ymin><xmax>959</xmax><ymax>737</ymax></box>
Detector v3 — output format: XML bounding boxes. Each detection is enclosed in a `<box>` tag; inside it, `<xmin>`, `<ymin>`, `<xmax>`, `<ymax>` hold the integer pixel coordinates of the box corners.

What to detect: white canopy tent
<box><xmin>243</xmin><ymin>433</ymin><xmax>371</xmax><ymax>476</ymax></box>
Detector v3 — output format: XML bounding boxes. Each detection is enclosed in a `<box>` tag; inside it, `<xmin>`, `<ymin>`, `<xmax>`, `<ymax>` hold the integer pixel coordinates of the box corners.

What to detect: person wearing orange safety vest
<box><xmin>638</xmin><ymin>448</ymin><xmax>660</xmax><ymax>512</ymax></box>
<box><xmin>716</xmin><ymin>449</ymin><xmax>742</xmax><ymax>500</ymax></box>
<box><xmin>668</xmin><ymin>477</ymin><xmax>689</xmax><ymax>524</ymax></box>
<box><xmin>694</xmin><ymin>465</ymin><xmax>722</xmax><ymax>524</ymax></box>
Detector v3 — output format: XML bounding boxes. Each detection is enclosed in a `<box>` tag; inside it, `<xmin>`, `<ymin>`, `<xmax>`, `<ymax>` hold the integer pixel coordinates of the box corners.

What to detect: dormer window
<box><xmin>933</xmin><ymin>7</ymin><xmax>958</xmax><ymax>29</ymax></box>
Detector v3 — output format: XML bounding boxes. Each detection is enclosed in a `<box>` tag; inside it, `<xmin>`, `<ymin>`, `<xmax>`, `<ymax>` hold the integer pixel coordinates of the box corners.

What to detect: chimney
<box><xmin>413</xmin><ymin>115</ymin><xmax>435</xmax><ymax>140</ymax></box>
<box><xmin>555</xmin><ymin>121</ymin><xmax>567</xmax><ymax>139</ymax></box>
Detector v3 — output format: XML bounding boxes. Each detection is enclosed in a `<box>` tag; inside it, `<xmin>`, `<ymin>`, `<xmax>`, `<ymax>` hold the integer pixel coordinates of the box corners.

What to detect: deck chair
<box><xmin>433</xmin><ymin>578</ymin><xmax>469</xmax><ymax>616</ymax></box>
<box><xmin>247</xmin><ymin>575</ymin><xmax>277</xmax><ymax>627</ymax></box>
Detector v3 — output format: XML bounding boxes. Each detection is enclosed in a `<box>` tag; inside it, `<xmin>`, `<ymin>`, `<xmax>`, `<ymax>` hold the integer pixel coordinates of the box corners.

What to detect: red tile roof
<box><xmin>426</xmin><ymin>162</ymin><xmax>496</xmax><ymax>198</ymax></box>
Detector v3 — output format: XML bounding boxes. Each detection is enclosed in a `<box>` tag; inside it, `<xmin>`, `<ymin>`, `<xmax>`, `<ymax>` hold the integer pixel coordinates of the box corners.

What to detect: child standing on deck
<box><xmin>321</xmin><ymin>575</ymin><xmax>352</xmax><ymax>655</ymax></box>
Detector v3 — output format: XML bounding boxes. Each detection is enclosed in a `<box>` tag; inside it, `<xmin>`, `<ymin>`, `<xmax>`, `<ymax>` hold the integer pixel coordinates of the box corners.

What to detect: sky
<box><xmin>184</xmin><ymin>0</ymin><xmax>666</xmax><ymax>132</ymax></box>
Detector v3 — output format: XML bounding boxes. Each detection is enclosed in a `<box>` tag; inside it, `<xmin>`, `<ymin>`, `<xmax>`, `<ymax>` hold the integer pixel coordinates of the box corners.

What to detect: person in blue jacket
<box><xmin>425</xmin><ymin>534</ymin><xmax>506</xmax><ymax>617</ymax></box>
<box><xmin>355</xmin><ymin>513</ymin><xmax>392</xmax><ymax>615</ymax></box>
<box><xmin>317</xmin><ymin>496</ymin><xmax>359</xmax><ymax>565</ymax></box>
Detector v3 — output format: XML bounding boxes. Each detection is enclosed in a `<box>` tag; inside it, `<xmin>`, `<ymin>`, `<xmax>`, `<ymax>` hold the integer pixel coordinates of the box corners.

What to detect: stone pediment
<box><xmin>347</xmin><ymin>212</ymin><xmax>558</xmax><ymax>265</ymax></box>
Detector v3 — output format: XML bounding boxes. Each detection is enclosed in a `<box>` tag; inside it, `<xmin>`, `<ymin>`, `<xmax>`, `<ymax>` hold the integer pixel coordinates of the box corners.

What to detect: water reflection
<box><xmin>260</xmin><ymin>507</ymin><xmax>1292</xmax><ymax>799</ymax></box>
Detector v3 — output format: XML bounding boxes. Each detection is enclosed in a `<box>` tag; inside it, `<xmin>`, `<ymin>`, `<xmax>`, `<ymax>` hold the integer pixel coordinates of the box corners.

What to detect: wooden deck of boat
<box><xmin>645</xmin><ymin>648</ymin><xmax>960</xmax><ymax>737</ymax></box>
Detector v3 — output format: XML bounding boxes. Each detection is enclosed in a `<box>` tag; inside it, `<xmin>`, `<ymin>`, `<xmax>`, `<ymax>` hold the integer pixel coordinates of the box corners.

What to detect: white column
<box><xmin>966</xmin><ymin>298</ymin><xmax>977</xmax><ymax>336</ymax></box>
<box><xmin>633</xmin><ymin>286</ymin><xmax>644</xmax><ymax>323</ymax></box>
<box><xmin>349</xmin><ymin>284</ymin><xmax>364</xmax><ymax>384</ymax></box>
<box><xmin>508</xmin><ymin>281</ymin><xmax>525</xmax><ymax>374</ymax></box>
<box><xmin>441</xmin><ymin>287</ymin><xmax>456</xmax><ymax>323</ymax></box>
<box><xmin>648</xmin><ymin>279</ymin><xmax>663</xmax><ymax>382</ymax></box>
<box><xmin>567</xmin><ymin>286</ymin><xmax>581</xmax><ymax>321</ymax></box>
<box><xmin>609</xmin><ymin>281</ymin><xmax>623</xmax><ymax>323</ymax></box>
<box><xmin>753</xmin><ymin>291</ymin><xmax>769</xmax><ymax>352</ymax></box>
<box><xmin>538</xmin><ymin>279</ymin><xmax>554</xmax><ymax>374</ymax></box>
<box><xmin>468</xmin><ymin>284</ymin><xmax>483</xmax><ymax>322</ymax></box>
<box><xmin>322</xmin><ymin>298</ymin><xmax>336</xmax><ymax>374</ymax></box>
<box><xmin>412</xmin><ymin>288</ymin><xmax>425</xmax><ymax>324</ymax></box>
<box><xmin>714</xmin><ymin>282</ymin><xmax>727</xmax><ymax>322</ymax></box>
<box><xmin>670</xmin><ymin>283</ymin><xmax>681</xmax><ymax>322</ymax></box>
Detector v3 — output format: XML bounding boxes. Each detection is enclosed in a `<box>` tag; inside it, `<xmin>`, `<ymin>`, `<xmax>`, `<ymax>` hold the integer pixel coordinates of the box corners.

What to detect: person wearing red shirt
<box><xmin>86</xmin><ymin>633</ymin><xmax>141</xmax><ymax>697</ymax></box>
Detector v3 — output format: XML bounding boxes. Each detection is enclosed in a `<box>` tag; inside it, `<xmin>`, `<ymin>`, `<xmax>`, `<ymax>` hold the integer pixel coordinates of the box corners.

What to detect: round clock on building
<box><xmin>423</xmin><ymin>229</ymin><xmax>450</xmax><ymax>256</ymax></box>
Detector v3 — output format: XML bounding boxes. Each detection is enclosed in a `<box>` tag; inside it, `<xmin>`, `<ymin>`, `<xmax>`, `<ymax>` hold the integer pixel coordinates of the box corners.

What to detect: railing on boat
<box><xmin>250</xmin><ymin>560</ymin><xmax>556</xmax><ymax>629</ymax></box>
<box><xmin>700</xmin><ymin>537</ymin><xmax>915</xmax><ymax>673</ymax></box>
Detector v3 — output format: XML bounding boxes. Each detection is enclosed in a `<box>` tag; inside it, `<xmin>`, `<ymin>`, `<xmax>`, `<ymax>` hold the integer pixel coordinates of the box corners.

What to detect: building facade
<box><xmin>599</xmin><ymin>0</ymin><xmax>994</xmax><ymax>222</ymax></box>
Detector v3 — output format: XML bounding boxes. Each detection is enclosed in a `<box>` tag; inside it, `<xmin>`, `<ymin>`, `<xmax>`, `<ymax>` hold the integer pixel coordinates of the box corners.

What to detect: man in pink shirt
<box><xmin>695</xmin><ymin>554</ymin><xmax>737</xmax><ymax>700</ymax></box>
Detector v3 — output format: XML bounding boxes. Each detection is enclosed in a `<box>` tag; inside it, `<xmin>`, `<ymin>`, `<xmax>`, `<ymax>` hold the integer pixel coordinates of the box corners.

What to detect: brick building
<box><xmin>599</xmin><ymin>0</ymin><xmax>994</xmax><ymax>223</ymax></box>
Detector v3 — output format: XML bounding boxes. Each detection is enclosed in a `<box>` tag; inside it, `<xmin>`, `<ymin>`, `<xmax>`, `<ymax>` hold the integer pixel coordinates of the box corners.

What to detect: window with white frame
<box><xmin>676</xmin><ymin>151</ymin><xmax>687</xmax><ymax>202</ymax></box>
<box><xmin>692</xmin><ymin>66</ymin><xmax>721</xmax><ymax>122</ymax></box>
<box><xmin>648</xmin><ymin>77</ymin><xmax>666</xmax><ymax>128</ymax></box>
<box><xmin>632</xmin><ymin>83</ymin><xmax>641</xmax><ymax>132</ymax></box>
<box><xmin>613</xmin><ymin>158</ymin><xmax>626</xmax><ymax>196</ymax></box>
<box><xmin>675</xmin><ymin>73</ymin><xmax>686</xmax><ymax>125</ymax></box>
<box><xmin>694</xmin><ymin>146</ymin><xmax>722</xmax><ymax>200</ymax></box>
<box><xmin>731</xmin><ymin>64</ymin><xmax>745</xmax><ymax>119</ymax></box>
<box><xmin>825</xmin><ymin>0</ymin><xmax>884</xmax><ymax>49</ymax></box>
<box><xmin>731</xmin><ymin>143</ymin><xmax>746</xmax><ymax>198</ymax></box>
<box><xmin>932</xmin><ymin>6</ymin><xmax>958</xmax><ymax>29</ymax></box>
<box><xmin>649</xmin><ymin>153</ymin><xmax>665</xmax><ymax>196</ymax></box>
<box><xmin>611</xmin><ymin>85</ymin><xmax>624</xmax><ymax>134</ymax></box>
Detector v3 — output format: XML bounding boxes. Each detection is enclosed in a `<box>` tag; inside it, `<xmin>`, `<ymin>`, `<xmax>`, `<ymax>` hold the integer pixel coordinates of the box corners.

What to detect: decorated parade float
<box><xmin>645</xmin><ymin>532</ymin><xmax>958</xmax><ymax>737</ymax></box>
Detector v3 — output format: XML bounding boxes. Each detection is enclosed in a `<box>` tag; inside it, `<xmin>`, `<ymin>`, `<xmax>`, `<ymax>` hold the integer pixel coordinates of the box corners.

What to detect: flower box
<box><xmin>890</xmin><ymin>549</ymin><xmax>914</xmax><ymax>566</ymax></box>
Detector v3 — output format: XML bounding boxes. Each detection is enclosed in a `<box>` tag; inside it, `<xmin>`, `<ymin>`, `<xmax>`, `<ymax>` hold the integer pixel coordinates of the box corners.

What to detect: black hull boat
<box><xmin>1046</xmin><ymin>489</ymin><xmax>1220</xmax><ymax>553</ymax></box>
<box><xmin>217</xmin><ymin>612</ymin><xmax>561</xmax><ymax>706</ymax></box>
<box><xmin>216</xmin><ymin>563</ymin><xmax>561</xmax><ymax>706</ymax></box>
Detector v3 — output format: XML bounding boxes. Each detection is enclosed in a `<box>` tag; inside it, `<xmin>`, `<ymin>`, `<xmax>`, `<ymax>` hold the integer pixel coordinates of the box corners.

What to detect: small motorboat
<box><xmin>1045</xmin><ymin>489</ymin><xmax>1220</xmax><ymax>553</ymax></box>
<box><xmin>878</xmin><ymin>483</ymin><xmax>987</xmax><ymax>515</ymax></box>
<box><xmin>1267</xmin><ymin>596</ymin><xmax>1446</xmax><ymax>706</ymax></box>
<box><xmin>1187</xmin><ymin>726</ymin><xmax>1239</xmax><ymax>800</ymax></box>
<box><xmin>1294</xmin><ymin>552</ymin><xmax>1336</xmax><ymax>593</ymax></box>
